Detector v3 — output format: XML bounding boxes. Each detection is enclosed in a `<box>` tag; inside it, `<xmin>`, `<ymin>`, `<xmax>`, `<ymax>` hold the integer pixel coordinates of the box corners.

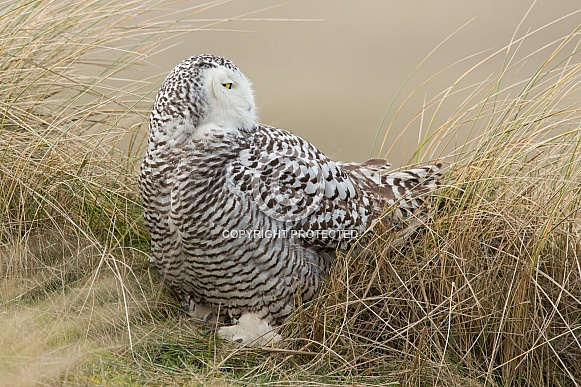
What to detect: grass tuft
<box><xmin>284</xmin><ymin>24</ymin><xmax>581</xmax><ymax>387</ymax></box>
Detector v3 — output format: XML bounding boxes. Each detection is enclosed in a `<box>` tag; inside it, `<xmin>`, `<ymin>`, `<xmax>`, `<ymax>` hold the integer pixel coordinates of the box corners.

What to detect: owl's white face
<box><xmin>148</xmin><ymin>55</ymin><xmax>258</xmax><ymax>147</ymax></box>
<box><xmin>195</xmin><ymin>65</ymin><xmax>257</xmax><ymax>138</ymax></box>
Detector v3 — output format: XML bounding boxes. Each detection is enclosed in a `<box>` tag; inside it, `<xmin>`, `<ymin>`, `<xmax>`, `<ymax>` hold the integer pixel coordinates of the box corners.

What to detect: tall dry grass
<box><xmin>1</xmin><ymin>1</ymin><xmax>580</xmax><ymax>385</ymax></box>
<box><xmin>0</xmin><ymin>1</ymin><xmax>167</xmax><ymax>385</ymax></box>
<box><xmin>281</xmin><ymin>24</ymin><xmax>581</xmax><ymax>387</ymax></box>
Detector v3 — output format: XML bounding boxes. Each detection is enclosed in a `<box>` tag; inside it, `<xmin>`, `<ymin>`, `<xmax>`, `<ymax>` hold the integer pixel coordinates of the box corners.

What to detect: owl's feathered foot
<box><xmin>179</xmin><ymin>296</ymin><xmax>280</xmax><ymax>345</ymax></box>
<box><xmin>218</xmin><ymin>313</ymin><xmax>282</xmax><ymax>347</ymax></box>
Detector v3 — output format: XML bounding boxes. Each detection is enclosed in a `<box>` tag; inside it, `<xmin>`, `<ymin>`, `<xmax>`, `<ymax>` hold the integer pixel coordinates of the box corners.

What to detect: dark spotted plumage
<box><xmin>138</xmin><ymin>54</ymin><xmax>442</xmax><ymax>344</ymax></box>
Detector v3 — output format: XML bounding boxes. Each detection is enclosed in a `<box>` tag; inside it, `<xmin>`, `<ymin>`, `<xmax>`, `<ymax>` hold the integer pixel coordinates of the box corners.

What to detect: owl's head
<box><xmin>150</xmin><ymin>54</ymin><xmax>256</xmax><ymax>145</ymax></box>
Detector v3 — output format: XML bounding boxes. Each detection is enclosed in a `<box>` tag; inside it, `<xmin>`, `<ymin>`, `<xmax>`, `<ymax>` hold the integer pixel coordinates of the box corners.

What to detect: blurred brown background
<box><xmin>133</xmin><ymin>0</ymin><xmax>580</xmax><ymax>165</ymax></box>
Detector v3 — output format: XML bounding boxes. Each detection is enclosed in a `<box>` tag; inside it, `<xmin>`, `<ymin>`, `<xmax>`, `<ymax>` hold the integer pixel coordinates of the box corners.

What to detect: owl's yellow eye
<box><xmin>223</xmin><ymin>83</ymin><xmax>232</xmax><ymax>89</ymax></box>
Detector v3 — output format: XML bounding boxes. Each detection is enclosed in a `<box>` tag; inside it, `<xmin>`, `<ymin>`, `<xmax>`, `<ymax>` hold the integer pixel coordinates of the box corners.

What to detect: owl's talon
<box><xmin>202</xmin><ymin>312</ymin><xmax>215</xmax><ymax>328</ymax></box>
<box><xmin>179</xmin><ymin>294</ymin><xmax>195</xmax><ymax>316</ymax></box>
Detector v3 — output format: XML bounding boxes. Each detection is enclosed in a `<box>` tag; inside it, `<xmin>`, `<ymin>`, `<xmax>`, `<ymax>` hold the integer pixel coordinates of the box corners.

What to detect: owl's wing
<box><xmin>227</xmin><ymin>125</ymin><xmax>374</xmax><ymax>249</ymax></box>
<box><xmin>228</xmin><ymin>125</ymin><xmax>441</xmax><ymax>249</ymax></box>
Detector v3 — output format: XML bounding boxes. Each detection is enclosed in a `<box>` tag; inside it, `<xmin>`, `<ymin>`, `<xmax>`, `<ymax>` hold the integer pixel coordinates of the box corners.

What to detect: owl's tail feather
<box><xmin>342</xmin><ymin>159</ymin><xmax>443</xmax><ymax>242</ymax></box>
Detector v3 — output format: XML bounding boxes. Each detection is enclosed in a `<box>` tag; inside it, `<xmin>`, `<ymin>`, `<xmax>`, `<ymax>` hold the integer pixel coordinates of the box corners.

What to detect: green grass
<box><xmin>1</xmin><ymin>1</ymin><xmax>580</xmax><ymax>385</ymax></box>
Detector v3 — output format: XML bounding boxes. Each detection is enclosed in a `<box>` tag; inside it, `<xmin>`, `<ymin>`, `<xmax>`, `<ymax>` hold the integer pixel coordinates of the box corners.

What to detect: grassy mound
<box><xmin>1</xmin><ymin>1</ymin><xmax>580</xmax><ymax>385</ymax></box>
<box><xmin>288</xmin><ymin>27</ymin><xmax>581</xmax><ymax>385</ymax></box>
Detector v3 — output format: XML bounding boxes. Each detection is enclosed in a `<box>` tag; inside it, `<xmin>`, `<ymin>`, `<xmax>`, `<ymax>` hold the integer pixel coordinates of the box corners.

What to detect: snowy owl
<box><xmin>138</xmin><ymin>54</ymin><xmax>441</xmax><ymax>346</ymax></box>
